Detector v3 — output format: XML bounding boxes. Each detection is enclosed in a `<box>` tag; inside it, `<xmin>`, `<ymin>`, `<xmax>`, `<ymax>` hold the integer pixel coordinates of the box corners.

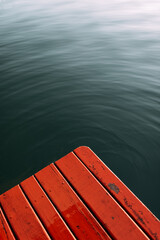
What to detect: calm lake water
<box><xmin>0</xmin><ymin>0</ymin><xmax>160</xmax><ymax>218</ymax></box>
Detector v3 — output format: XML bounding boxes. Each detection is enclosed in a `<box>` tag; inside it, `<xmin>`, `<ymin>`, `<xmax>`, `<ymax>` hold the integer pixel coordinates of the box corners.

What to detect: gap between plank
<box><xmin>53</xmin><ymin>163</ymin><xmax>113</xmax><ymax>240</ymax></box>
<box><xmin>33</xmin><ymin>174</ymin><xmax>77</xmax><ymax>240</ymax></box>
<box><xmin>73</xmin><ymin>150</ymin><xmax>152</xmax><ymax>240</ymax></box>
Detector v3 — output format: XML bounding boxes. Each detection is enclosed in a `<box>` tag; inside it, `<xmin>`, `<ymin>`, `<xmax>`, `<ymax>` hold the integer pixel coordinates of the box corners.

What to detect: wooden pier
<box><xmin>0</xmin><ymin>146</ymin><xmax>159</xmax><ymax>240</ymax></box>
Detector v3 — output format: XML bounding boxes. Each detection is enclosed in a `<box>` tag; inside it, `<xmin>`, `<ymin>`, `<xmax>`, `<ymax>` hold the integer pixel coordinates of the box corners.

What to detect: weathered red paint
<box><xmin>20</xmin><ymin>176</ymin><xmax>76</xmax><ymax>240</ymax></box>
<box><xmin>35</xmin><ymin>164</ymin><xmax>111</xmax><ymax>240</ymax></box>
<box><xmin>0</xmin><ymin>186</ymin><xmax>50</xmax><ymax>240</ymax></box>
<box><xmin>74</xmin><ymin>146</ymin><xmax>160</xmax><ymax>240</ymax></box>
<box><xmin>55</xmin><ymin>152</ymin><xmax>150</xmax><ymax>240</ymax></box>
<box><xmin>0</xmin><ymin>207</ymin><xmax>15</xmax><ymax>240</ymax></box>
<box><xmin>0</xmin><ymin>146</ymin><xmax>159</xmax><ymax>240</ymax></box>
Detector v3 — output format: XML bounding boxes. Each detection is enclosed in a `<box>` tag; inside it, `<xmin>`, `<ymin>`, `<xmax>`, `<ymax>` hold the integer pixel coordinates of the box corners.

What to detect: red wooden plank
<box><xmin>35</xmin><ymin>164</ymin><xmax>111</xmax><ymax>240</ymax></box>
<box><xmin>55</xmin><ymin>152</ymin><xmax>150</xmax><ymax>240</ymax></box>
<box><xmin>20</xmin><ymin>175</ymin><xmax>76</xmax><ymax>240</ymax></box>
<box><xmin>0</xmin><ymin>185</ymin><xmax>51</xmax><ymax>240</ymax></box>
<box><xmin>0</xmin><ymin>207</ymin><xmax>15</xmax><ymax>240</ymax></box>
<box><xmin>74</xmin><ymin>146</ymin><xmax>160</xmax><ymax>240</ymax></box>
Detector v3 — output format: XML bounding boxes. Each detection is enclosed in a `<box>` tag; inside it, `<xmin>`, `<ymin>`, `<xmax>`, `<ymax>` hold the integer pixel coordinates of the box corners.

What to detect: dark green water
<box><xmin>0</xmin><ymin>0</ymin><xmax>160</xmax><ymax>218</ymax></box>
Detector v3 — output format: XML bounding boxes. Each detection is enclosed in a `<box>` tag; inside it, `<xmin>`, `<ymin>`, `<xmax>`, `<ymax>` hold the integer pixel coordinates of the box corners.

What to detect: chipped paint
<box><xmin>123</xmin><ymin>197</ymin><xmax>159</xmax><ymax>240</ymax></box>
<box><xmin>124</xmin><ymin>198</ymin><xmax>145</xmax><ymax>225</ymax></box>
<box><xmin>108</xmin><ymin>183</ymin><xmax>119</xmax><ymax>194</ymax></box>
